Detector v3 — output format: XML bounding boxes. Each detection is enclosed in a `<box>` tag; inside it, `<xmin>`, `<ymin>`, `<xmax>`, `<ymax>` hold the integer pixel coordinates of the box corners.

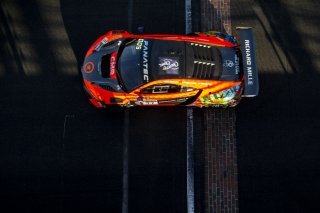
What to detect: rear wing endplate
<box><xmin>236</xmin><ymin>27</ymin><xmax>259</xmax><ymax>97</ymax></box>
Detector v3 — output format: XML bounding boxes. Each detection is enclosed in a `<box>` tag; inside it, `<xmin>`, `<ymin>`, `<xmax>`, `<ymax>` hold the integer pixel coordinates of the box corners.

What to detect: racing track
<box><xmin>232</xmin><ymin>0</ymin><xmax>320</xmax><ymax>212</ymax></box>
<box><xmin>1</xmin><ymin>0</ymin><xmax>320</xmax><ymax>213</ymax></box>
<box><xmin>1</xmin><ymin>0</ymin><xmax>188</xmax><ymax>212</ymax></box>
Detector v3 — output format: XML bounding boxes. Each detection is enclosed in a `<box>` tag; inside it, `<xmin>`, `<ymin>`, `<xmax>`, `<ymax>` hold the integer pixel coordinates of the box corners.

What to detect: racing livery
<box><xmin>81</xmin><ymin>28</ymin><xmax>258</xmax><ymax>107</ymax></box>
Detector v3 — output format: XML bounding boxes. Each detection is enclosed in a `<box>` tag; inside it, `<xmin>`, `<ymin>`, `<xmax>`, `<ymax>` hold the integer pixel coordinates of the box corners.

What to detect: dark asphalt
<box><xmin>1</xmin><ymin>0</ymin><xmax>320</xmax><ymax>212</ymax></box>
<box><xmin>1</xmin><ymin>0</ymin><xmax>188</xmax><ymax>212</ymax></box>
<box><xmin>232</xmin><ymin>0</ymin><xmax>320</xmax><ymax>212</ymax></box>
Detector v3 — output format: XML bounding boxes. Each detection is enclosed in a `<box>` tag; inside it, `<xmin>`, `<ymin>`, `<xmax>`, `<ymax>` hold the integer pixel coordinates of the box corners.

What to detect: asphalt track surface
<box><xmin>1</xmin><ymin>0</ymin><xmax>188</xmax><ymax>212</ymax></box>
<box><xmin>232</xmin><ymin>0</ymin><xmax>320</xmax><ymax>212</ymax></box>
<box><xmin>1</xmin><ymin>0</ymin><xmax>320</xmax><ymax>213</ymax></box>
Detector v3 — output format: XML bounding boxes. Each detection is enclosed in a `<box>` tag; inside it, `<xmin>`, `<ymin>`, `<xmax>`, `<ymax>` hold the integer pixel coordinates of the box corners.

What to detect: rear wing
<box><xmin>236</xmin><ymin>27</ymin><xmax>259</xmax><ymax>97</ymax></box>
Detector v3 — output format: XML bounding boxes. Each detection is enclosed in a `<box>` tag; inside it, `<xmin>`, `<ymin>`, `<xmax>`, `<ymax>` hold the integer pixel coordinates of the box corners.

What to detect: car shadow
<box><xmin>232</xmin><ymin>0</ymin><xmax>320</xmax><ymax>212</ymax></box>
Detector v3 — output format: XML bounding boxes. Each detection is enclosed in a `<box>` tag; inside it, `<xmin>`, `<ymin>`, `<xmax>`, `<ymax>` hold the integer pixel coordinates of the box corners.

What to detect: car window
<box><xmin>117</xmin><ymin>39</ymin><xmax>144</xmax><ymax>92</ymax></box>
<box><xmin>140</xmin><ymin>84</ymin><xmax>195</xmax><ymax>94</ymax></box>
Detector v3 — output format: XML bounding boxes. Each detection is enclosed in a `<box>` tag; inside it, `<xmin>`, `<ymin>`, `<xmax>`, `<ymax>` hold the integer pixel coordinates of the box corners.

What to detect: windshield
<box><xmin>117</xmin><ymin>39</ymin><xmax>150</xmax><ymax>92</ymax></box>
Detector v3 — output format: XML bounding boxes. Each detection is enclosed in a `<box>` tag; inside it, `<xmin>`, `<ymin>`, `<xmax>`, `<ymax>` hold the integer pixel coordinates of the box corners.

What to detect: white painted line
<box><xmin>62</xmin><ymin>114</ymin><xmax>74</xmax><ymax>139</ymax></box>
<box><xmin>185</xmin><ymin>0</ymin><xmax>194</xmax><ymax>212</ymax></box>
<box><xmin>185</xmin><ymin>0</ymin><xmax>192</xmax><ymax>34</ymax></box>
<box><xmin>122</xmin><ymin>0</ymin><xmax>133</xmax><ymax>210</ymax></box>
<box><xmin>187</xmin><ymin>107</ymin><xmax>195</xmax><ymax>213</ymax></box>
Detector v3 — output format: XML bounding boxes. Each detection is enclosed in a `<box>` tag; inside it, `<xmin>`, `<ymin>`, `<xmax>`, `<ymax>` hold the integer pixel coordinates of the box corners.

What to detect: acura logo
<box><xmin>223</xmin><ymin>60</ymin><xmax>234</xmax><ymax>67</ymax></box>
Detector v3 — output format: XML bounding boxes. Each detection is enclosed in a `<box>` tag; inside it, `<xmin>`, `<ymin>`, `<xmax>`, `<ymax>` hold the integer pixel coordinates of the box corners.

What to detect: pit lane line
<box><xmin>121</xmin><ymin>0</ymin><xmax>133</xmax><ymax>208</ymax></box>
<box><xmin>185</xmin><ymin>0</ymin><xmax>195</xmax><ymax>212</ymax></box>
<box><xmin>122</xmin><ymin>0</ymin><xmax>133</xmax><ymax>210</ymax></box>
<box><xmin>122</xmin><ymin>0</ymin><xmax>134</xmax><ymax>211</ymax></box>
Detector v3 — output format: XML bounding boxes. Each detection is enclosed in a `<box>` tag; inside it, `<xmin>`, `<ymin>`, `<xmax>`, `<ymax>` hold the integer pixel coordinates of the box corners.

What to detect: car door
<box><xmin>132</xmin><ymin>83</ymin><xmax>200</xmax><ymax>106</ymax></box>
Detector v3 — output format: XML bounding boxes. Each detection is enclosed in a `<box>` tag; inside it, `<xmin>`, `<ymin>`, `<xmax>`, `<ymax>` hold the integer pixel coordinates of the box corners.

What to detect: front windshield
<box><xmin>118</xmin><ymin>39</ymin><xmax>150</xmax><ymax>92</ymax></box>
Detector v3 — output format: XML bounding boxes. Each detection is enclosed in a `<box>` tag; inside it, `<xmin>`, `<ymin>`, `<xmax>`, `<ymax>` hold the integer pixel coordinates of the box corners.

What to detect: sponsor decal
<box><xmin>234</xmin><ymin>54</ymin><xmax>240</xmax><ymax>74</ymax></box>
<box><xmin>136</xmin><ymin>39</ymin><xmax>144</xmax><ymax>50</ymax></box>
<box><xmin>158</xmin><ymin>57</ymin><xmax>179</xmax><ymax>74</ymax></box>
<box><xmin>136</xmin><ymin>96</ymin><xmax>158</xmax><ymax>105</ymax></box>
<box><xmin>140</xmin><ymin>100</ymin><xmax>158</xmax><ymax>105</ymax></box>
<box><xmin>223</xmin><ymin>60</ymin><xmax>234</xmax><ymax>68</ymax></box>
<box><xmin>110</xmin><ymin>52</ymin><xmax>117</xmax><ymax>78</ymax></box>
<box><xmin>84</xmin><ymin>62</ymin><xmax>94</xmax><ymax>74</ymax></box>
<box><xmin>244</xmin><ymin>39</ymin><xmax>253</xmax><ymax>85</ymax></box>
<box><xmin>142</xmin><ymin>40</ymin><xmax>149</xmax><ymax>82</ymax></box>
<box><xmin>200</xmin><ymin>85</ymin><xmax>240</xmax><ymax>105</ymax></box>
<box><xmin>136</xmin><ymin>100</ymin><xmax>158</xmax><ymax>105</ymax></box>
<box><xmin>95</xmin><ymin>37</ymin><xmax>108</xmax><ymax>51</ymax></box>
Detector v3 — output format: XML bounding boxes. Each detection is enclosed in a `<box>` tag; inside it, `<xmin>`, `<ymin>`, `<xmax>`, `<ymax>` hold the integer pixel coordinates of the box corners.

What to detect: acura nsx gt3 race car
<box><xmin>81</xmin><ymin>28</ymin><xmax>258</xmax><ymax>107</ymax></box>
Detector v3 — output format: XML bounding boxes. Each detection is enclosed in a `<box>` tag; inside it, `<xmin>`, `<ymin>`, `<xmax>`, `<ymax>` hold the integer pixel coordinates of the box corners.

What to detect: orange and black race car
<box><xmin>81</xmin><ymin>28</ymin><xmax>258</xmax><ymax>107</ymax></box>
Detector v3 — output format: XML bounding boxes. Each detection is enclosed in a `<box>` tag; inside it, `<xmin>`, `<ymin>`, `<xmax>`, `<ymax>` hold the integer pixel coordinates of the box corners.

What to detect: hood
<box><xmin>81</xmin><ymin>39</ymin><xmax>124</xmax><ymax>92</ymax></box>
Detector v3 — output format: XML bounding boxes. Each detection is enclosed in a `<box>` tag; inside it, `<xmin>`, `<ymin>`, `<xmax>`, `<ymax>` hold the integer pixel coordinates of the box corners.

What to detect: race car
<box><xmin>81</xmin><ymin>28</ymin><xmax>258</xmax><ymax>107</ymax></box>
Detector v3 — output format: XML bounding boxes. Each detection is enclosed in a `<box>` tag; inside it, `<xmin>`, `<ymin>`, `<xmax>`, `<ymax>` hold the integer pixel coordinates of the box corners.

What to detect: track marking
<box><xmin>185</xmin><ymin>0</ymin><xmax>192</xmax><ymax>34</ymax></box>
<box><xmin>61</xmin><ymin>114</ymin><xmax>74</xmax><ymax>211</ymax></box>
<box><xmin>122</xmin><ymin>1</ymin><xmax>133</xmax><ymax>211</ymax></box>
<box><xmin>187</xmin><ymin>107</ymin><xmax>194</xmax><ymax>213</ymax></box>
<box><xmin>185</xmin><ymin>0</ymin><xmax>194</xmax><ymax>212</ymax></box>
<box><xmin>62</xmin><ymin>114</ymin><xmax>74</xmax><ymax>139</ymax></box>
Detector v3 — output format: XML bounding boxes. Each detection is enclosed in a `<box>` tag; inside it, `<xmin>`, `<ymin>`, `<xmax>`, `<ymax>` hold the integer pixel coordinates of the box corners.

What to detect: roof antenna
<box><xmin>137</xmin><ymin>26</ymin><xmax>144</xmax><ymax>34</ymax></box>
